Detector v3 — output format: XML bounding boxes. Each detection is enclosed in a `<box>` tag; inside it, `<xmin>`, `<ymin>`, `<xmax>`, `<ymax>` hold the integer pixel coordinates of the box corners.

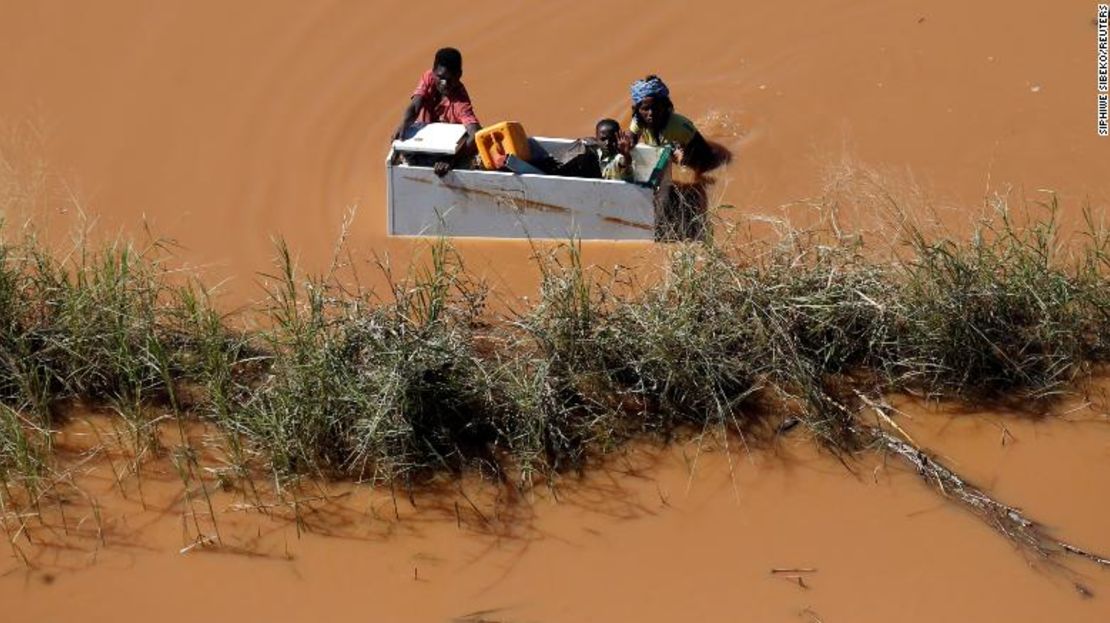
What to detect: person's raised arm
<box><xmin>392</xmin><ymin>95</ymin><xmax>423</xmax><ymax>141</ymax></box>
<box><xmin>463</xmin><ymin>121</ymin><xmax>481</xmax><ymax>153</ymax></box>
<box><xmin>618</xmin><ymin>131</ymin><xmax>634</xmax><ymax>157</ymax></box>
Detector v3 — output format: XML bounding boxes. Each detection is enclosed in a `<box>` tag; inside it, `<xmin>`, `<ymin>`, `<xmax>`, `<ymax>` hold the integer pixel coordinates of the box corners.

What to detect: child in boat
<box><xmin>594</xmin><ymin>118</ymin><xmax>634</xmax><ymax>181</ymax></box>
<box><xmin>392</xmin><ymin>47</ymin><xmax>481</xmax><ymax>176</ymax></box>
<box><xmin>628</xmin><ymin>75</ymin><xmax>720</xmax><ymax>173</ymax></box>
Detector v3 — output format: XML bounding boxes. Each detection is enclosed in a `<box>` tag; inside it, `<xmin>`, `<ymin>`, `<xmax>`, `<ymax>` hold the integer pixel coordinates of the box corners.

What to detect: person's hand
<box><xmin>617</xmin><ymin>131</ymin><xmax>634</xmax><ymax>158</ymax></box>
<box><xmin>391</xmin><ymin>125</ymin><xmax>406</xmax><ymax>142</ymax></box>
<box><xmin>434</xmin><ymin>160</ymin><xmax>452</xmax><ymax>177</ymax></box>
<box><xmin>672</xmin><ymin>146</ymin><xmax>686</xmax><ymax>164</ymax></box>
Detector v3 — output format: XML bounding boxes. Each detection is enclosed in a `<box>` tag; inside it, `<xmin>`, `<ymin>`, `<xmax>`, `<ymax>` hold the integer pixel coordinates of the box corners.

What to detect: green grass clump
<box><xmin>598</xmin><ymin>244</ymin><xmax>767</xmax><ymax>432</ymax></box>
<box><xmin>0</xmin><ymin>193</ymin><xmax>1107</xmax><ymax>489</ymax></box>
<box><xmin>496</xmin><ymin>243</ymin><xmax>622</xmax><ymax>479</ymax></box>
<box><xmin>0</xmin><ymin>233</ymin><xmax>200</xmax><ymax>461</ymax></box>
<box><xmin>230</xmin><ymin>240</ymin><xmax>496</xmax><ymax>484</ymax></box>
<box><xmin>0</xmin><ymin>403</ymin><xmax>48</xmax><ymax>492</ymax></box>
<box><xmin>742</xmin><ymin>232</ymin><xmax>900</xmax><ymax>451</ymax></box>
<box><xmin>892</xmin><ymin>200</ymin><xmax>1103</xmax><ymax>401</ymax></box>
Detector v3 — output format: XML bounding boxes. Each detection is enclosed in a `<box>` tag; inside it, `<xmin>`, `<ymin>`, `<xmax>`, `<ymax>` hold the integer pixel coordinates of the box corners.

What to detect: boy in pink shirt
<box><xmin>392</xmin><ymin>48</ymin><xmax>481</xmax><ymax>176</ymax></box>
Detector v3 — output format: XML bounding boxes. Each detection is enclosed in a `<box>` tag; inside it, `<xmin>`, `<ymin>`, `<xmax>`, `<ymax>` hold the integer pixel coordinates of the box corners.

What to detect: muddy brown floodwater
<box><xmin>3</xmin><ymin>400</ymin><xmax>1110</xmax><ymax>623</ymax></box>
<box><xmin>2</xmin><ymin>0</ymin><xmax>1110</xmax><ymax>621</ymax></box>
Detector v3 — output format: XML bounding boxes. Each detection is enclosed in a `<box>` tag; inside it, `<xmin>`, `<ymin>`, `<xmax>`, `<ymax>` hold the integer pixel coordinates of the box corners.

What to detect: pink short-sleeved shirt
<box><xmin>411</xmin><ymin>70</ymin><xmax>479</xmax><ymax>126</ymax></box>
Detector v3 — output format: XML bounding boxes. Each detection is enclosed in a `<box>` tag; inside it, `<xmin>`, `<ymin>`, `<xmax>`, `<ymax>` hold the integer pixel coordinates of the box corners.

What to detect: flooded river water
<box><xmin>4</xmin><ymin>399</ymin><xmax>1110</xmax><ymax>622</ymax></box>
<box><xmin>2</xmin><ymin>1</ymin><xmax>1107</xmax><ymax>299</ymax></box>
<box><xmin>2</xmin><ymin>0</ymin><xmax>1109</xmax><ymax>620</ymax></box>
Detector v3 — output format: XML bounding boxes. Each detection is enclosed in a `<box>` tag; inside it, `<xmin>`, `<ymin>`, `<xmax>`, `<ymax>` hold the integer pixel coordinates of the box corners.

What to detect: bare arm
<box><xmin>431</xmin><ymin>122</ymin><xmax>483</xmax><ymax>177</ymax></box>
<box><xmin>618</xmin><ymin>131</ymin><xmax>634</xmax><ymax>157</ymax></box>
<box><xmin>462</xmin><ymin>121</ymin><xmax>481</xmax><ymax>153</ymax></box>
<box><xmin>392</xmin><ymin>95</ymin><xmax>423</xmax><ymax>141</ymax></box>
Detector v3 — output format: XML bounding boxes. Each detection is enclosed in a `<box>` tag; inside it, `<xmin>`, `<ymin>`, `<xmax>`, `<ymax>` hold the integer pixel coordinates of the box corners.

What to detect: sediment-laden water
<box><xmin>2</xmin><ymin>1</ymin><xmax>1108</xmax><ymax>621</ymax></box>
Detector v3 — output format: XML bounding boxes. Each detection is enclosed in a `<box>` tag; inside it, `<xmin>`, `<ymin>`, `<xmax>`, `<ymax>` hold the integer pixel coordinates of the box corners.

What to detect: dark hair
<box><xmin>596</xmin><ymin>118</ymin><xmax>620</xmax><ymax>133</ymax></box>
<box><xmin>433</xmin><ymin>47</ymin><xmax>463</xmax><ymax>76</ymax></box>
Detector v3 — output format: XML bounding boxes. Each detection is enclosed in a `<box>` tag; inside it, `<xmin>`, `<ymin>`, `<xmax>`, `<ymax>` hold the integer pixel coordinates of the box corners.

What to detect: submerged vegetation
<box><xmin>0</xmin><ymin>188</ymin><xmax>1109</xmax><ymax>575</ymax></box>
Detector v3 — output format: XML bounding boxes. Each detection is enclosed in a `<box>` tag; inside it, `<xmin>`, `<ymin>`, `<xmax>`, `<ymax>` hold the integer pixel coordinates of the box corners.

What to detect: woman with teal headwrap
<box><xmin>629</xmin><ymin>75</ymin><xmax>720</xmax><ymax>172</ymax></box>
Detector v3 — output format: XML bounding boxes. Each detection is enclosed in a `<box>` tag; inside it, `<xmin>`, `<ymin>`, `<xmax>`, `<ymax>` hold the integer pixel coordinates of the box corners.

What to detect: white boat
<box><xmin>386</xmin><ymin>133</ymin><xmax>673</xmax><ymax>240</ymax></box>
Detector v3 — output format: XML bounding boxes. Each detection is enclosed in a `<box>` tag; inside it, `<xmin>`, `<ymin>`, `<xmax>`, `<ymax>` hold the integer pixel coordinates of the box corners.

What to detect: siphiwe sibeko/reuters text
<box><xmin>1098</xmin><ymin>4</ymin><xmax>1108</xmax><ymax>136</ymax></box>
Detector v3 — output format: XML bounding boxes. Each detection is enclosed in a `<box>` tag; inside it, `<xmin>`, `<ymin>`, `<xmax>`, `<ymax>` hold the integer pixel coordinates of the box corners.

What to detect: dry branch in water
<box><xmin>871</xmin><ymin>426</ymin><xmax>1110</xmax><ymax>569</ymax></box>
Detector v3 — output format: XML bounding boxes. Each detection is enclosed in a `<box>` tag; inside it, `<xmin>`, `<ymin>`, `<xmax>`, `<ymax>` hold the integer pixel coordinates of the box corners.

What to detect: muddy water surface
<box><xmin>2</xmin><ymin>1</ymin><xmax>1110</xmax><ymax>621</ymax></box>
<box><xmin>2</xmin><ymin>403</ymin><xmax>1109</xmax><ymax>622</ymax></box>
<box><xmin>2</xmin><ymin>1</ymin><xmax>1107</xmax><ymax>301</ymax></box>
